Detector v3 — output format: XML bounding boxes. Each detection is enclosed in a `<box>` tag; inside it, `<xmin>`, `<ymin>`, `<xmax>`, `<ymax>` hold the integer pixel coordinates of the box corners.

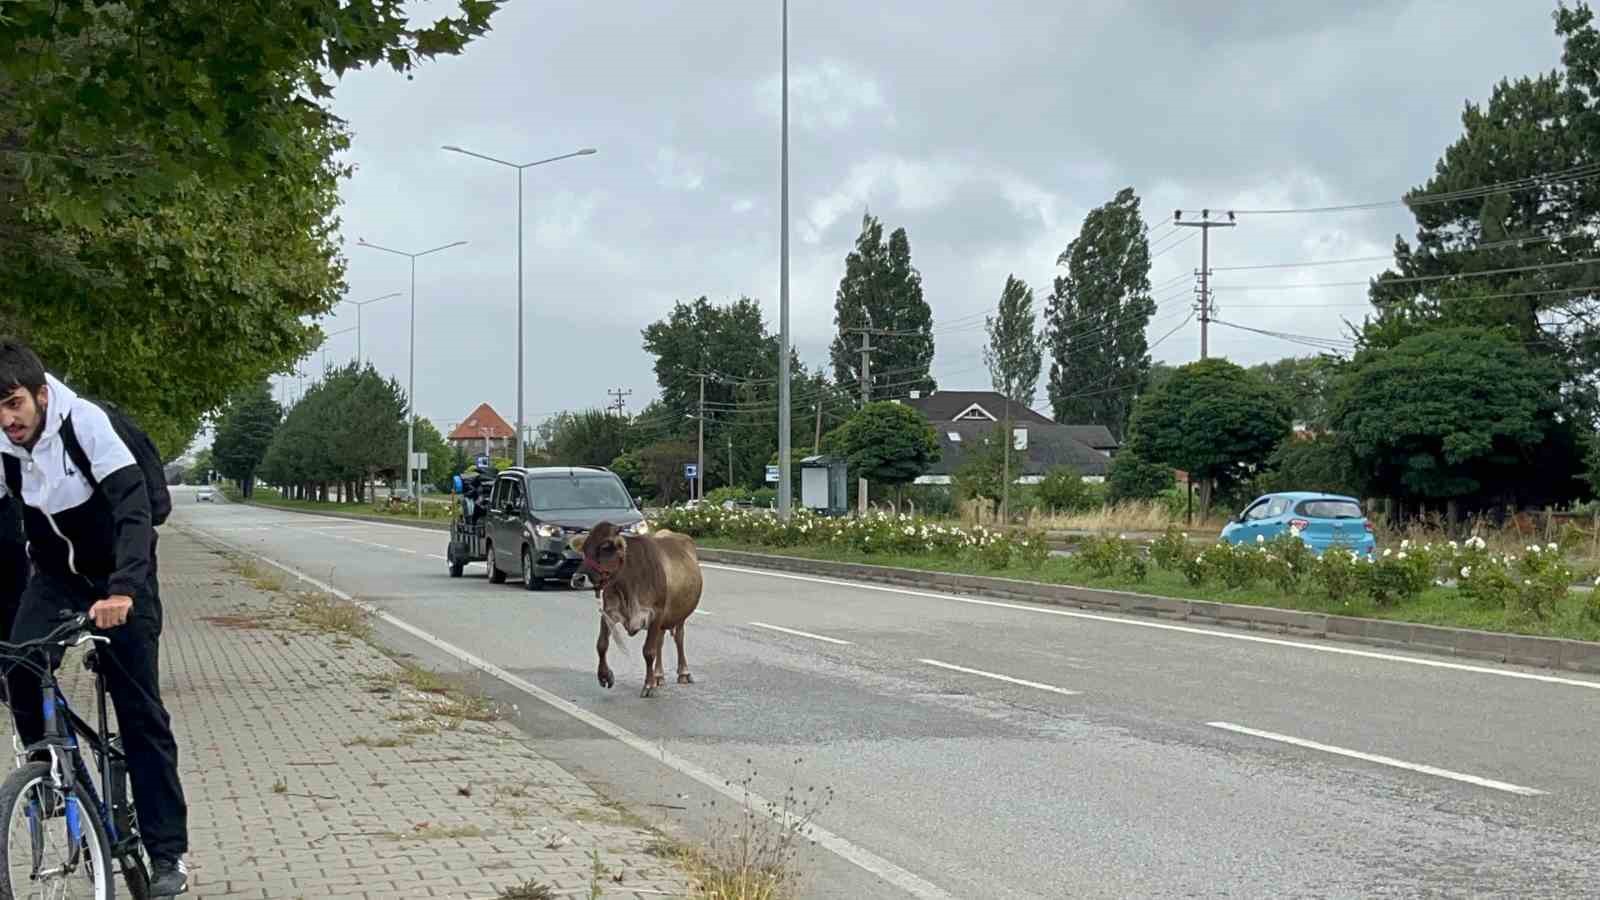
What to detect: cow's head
<box><xmin>570</xmin><ymin>522</ymin><xmax>651</xmax><ymax>637</ymax></box>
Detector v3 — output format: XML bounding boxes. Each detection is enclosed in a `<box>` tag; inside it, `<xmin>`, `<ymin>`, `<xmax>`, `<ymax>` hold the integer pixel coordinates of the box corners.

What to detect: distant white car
<box><xmin>197</xmin><ymin>487</ymin><xmax>215</xmax><ymax>503</ymax></box>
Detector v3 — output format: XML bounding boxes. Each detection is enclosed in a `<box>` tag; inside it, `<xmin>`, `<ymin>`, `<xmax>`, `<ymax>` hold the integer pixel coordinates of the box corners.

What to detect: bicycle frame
<box><xmin>14</xmin><ymin>643</ymin><xmax>137</xmax><ymax>854</ymax></box>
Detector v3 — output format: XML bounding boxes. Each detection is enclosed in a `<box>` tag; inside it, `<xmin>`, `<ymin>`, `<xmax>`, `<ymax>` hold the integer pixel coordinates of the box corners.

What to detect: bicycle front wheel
<box><xmin>0</xmin><ymin>760</ymin><xmax>113</xmax><ymax>900</ymax></box>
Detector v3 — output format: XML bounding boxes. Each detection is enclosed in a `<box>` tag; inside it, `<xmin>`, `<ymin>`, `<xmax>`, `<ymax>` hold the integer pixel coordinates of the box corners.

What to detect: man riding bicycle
<box><xmin>0</xmin><ymin>340</ymin><xmax>189</xmax><ymax>896</ymax></box>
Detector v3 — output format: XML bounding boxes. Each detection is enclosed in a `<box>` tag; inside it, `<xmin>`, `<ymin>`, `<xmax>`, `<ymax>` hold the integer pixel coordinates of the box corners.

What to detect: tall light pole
<box><xmin>341</xmin><ymin>291</ymin><xmax>403</xmax><ymax>369</ymax></box>
<box><xmin>440</xmin><ymin>144</ymin><xmax>597</xmax><ymax>468</ymax></box>
<box><xmin>356</xmin><ymin>238</ymin><xmax>468</xmax><ymax>516</ymax></box>
<box><xmin>320</xmin><ymin>325</ymin><xmax>358</xmax><ymax>373</ymax></box>
<box><xmin>777</xmin><ymin>0</ymin><xmax>793</xmax><ymax>520</ymax></box>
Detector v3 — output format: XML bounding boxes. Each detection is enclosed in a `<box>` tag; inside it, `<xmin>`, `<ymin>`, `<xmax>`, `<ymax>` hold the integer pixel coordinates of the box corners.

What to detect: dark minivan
<box><xmin>483</xmin><ymin>466</ymin><xmax>646</xmax><ymax>590</ymax></box>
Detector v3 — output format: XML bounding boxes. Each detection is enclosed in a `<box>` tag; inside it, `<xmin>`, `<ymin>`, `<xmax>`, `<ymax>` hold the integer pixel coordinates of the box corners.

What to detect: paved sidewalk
<box><xmin>42</xmin><ymin>528</ymin><xmax>690</xmax><ymax>899</ymax></box>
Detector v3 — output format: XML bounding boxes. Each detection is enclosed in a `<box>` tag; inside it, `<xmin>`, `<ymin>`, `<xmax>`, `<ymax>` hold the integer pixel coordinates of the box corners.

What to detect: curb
<box><xmin>237</xmin><ymin>499</ymin><xmax>451</xmax><ymax>532</ymax></box>
<box><xmin>696</xmin><ymin>548</ymin><xmax>1600</xmax><ymax>677</ymax></box>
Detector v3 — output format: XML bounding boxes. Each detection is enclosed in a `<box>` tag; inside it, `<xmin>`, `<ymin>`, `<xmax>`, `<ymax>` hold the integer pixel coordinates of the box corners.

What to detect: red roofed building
<box><xmin>449</xmin><ymin>403</ymin><xmax>516</xmax><ymax>459</ymax></box>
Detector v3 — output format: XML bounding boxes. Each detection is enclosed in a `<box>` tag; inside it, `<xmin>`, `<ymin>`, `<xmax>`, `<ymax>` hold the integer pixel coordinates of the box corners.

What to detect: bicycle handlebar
<box><xmin>0</xmin><ymin>614</ymin><xmax>103</xmax><ymax>659</ymax></box>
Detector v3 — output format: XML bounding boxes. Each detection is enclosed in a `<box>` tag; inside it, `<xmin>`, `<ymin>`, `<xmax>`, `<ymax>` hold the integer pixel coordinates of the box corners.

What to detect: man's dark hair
<box><xmin>0</xmin><ymin>339</ymin><xmax>46</xmax><ymax>395</ymax></box>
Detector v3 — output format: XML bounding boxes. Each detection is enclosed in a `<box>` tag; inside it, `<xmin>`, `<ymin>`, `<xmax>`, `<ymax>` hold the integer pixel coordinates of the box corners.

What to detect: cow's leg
<box><xmin>674</xmin><ymin>623</ymin><xmax>693</xmax><ymax>684</ymax></box>
<box><xmin>595</xmin><ymin>618</ymin><xmax>614</xmax><ymax>690</ymax></box>
<box><xmin>641</xmin><ymin>625</ymin><xmax>666</xmax><ymax>698</ymax></box>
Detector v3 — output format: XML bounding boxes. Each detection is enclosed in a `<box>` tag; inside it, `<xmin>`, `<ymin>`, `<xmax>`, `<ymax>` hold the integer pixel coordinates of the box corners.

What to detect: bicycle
<box><xmin>0</xmin><ymin>613</ymin><xmax>151</xmax><ymax>899</ymax></box>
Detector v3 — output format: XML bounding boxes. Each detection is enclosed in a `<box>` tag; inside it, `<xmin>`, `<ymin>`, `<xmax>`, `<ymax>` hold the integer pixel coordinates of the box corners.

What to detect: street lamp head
<box><xmin>578</xmin><ymin>148</ymin><xmax>597</xmax><ymax>155</ymax></box>
<box><xmin>441</xmin><ymin>145</ymin><xmax>463</xmax><ymax>152</ymax></box>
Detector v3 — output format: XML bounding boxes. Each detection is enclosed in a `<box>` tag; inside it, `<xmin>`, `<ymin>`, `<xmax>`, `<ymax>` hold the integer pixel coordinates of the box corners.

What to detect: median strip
<box><xmin>919</xmin><ymin>658</ymin><xmax>1080</xmax><ymax>696</ymax></box>
<box><xmin>746</xmin><ymin>622</ymin><xmax>853</xmax><ymax>645</ymax></box>
<box><xmin>1206</xmin><ymin>721</ymin><xmax>1546</xmax><ymax>796</ymax></box>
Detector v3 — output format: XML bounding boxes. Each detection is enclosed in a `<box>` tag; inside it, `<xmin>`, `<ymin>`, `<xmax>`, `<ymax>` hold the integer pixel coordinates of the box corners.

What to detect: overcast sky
<box><xmin>275</xmin><ymin>0</ymin><xmax>1566</xmax><ymax>436</ymax></box>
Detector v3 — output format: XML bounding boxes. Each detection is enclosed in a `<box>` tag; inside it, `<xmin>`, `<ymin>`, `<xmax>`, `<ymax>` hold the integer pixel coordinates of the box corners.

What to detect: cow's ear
<box><xmin>569</xmin><ymin>534</ymin><xmax>587</xmax><ymax>553</ymax></box>
<box><xmin>614</xmin><ymin>534</ymin><xmax>627</xmax><ymax>554</ymax></box>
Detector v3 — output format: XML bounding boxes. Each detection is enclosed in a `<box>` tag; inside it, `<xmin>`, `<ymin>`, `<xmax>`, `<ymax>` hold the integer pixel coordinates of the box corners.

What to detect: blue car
<box><xmin>1220</xmin><ymin>492</ymin><xmax>1376</xmax><ymax>556</ymax></box>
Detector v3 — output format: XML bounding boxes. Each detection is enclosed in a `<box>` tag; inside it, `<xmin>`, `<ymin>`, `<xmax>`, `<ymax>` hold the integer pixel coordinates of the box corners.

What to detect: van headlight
<box><xmin>624</xmin><ymin>521</ymin><xmax>649</xmax><ymax>536</ymax></box>
<box><xmin>535</xmin><ymin>523</ymin><xmax>563</xmax><ymax>539</ymax></box>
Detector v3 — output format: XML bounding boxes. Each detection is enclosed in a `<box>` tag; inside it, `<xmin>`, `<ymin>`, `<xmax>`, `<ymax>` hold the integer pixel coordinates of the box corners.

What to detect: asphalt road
<box><xmin>172</xmin><ymin>491</ymin><xmax>1600</xmax><ymax>898</ymax></box>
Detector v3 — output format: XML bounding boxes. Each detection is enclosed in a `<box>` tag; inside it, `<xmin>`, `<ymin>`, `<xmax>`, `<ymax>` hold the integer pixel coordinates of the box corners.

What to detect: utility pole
<box><xmin>691</xmin><ymin>373</ymin><xmax>709</xmax><ymax>501</ymax></box>
<box><xmin>1174</xmin><ymin>209</ymin><xmax>1236</xmax><ymax>359</ymax></box>
<box><xmin>1001</xmin><ymin>395</ymin><xmax>1011</xmax><ymax>524</ymax></box>
<box><xmin>813</xmin><ymin>401</ymin><xmax>822</xmax><ymax>454</ymax></box>
<box><xmin>728</xmin><ymin>433</ymin><xmax>734</xmax><ymax>493</ymax></box>
<box><xmin>607</xmin><ymin>387</ymin><xmax>633</xmax><ymax>417</ymax></box>
<box><xmin>777</xmin><ymin>0</ymin><xmax>792</xmax><ymax>520</ymax></box>
<box><xmin>856</xmin><ymin>327</ymin><xmax>875</xmax><ymax>514</ymax></box>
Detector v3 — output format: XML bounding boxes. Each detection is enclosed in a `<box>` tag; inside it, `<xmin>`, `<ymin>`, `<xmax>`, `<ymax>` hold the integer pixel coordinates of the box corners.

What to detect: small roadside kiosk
<box><xmin>799</xmin><ymin>455</ymin><xmax>848</xmax><ymax>516</ymax></box>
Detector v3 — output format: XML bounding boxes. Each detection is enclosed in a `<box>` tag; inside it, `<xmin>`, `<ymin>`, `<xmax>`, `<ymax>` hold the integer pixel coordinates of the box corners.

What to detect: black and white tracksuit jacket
<box><xmin>0</xmin><ymin>375</ymin><xmax>153</xmax><ymax>603</ymax></box>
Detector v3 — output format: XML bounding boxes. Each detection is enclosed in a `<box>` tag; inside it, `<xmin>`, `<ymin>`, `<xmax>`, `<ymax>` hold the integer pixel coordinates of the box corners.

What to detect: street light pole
<box><xmin>777</xmin><ymin>0</ymin><xmax>793</xmax><ymax>521</ymax></box>
<box><xmin>440</xmin><ymin>144</ymin><xmax>596</xmax><ymax>468</ymax></box>
<box><xmin>341</xmin><ymin>291</ymin><xmax>403</xmax><ymax>369</ymax></box>
<box><xmin>357</xmin><ymin>239</ymin><xmax>468</xmax><ymax>517</ymax></box>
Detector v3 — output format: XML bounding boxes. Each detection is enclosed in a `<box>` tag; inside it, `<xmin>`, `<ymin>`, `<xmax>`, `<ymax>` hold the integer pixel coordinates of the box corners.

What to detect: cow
<box><xmin>570</xmin><ymin>522</ymin><xmax>703</xmax><ymax>698</ymax></box>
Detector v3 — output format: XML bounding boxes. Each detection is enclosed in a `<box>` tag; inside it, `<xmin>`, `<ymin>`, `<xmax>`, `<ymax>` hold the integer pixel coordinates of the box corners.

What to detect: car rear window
<box><xmin>1296</xmin><ymin>499</ymin><xmax>1363</xmax><ymax>519</ymax></box>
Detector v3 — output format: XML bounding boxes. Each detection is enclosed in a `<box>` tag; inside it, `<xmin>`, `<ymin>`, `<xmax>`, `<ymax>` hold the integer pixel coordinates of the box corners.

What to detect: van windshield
<box><xmin>529</xmin><ymin>476</ymin><xmax>632</xmax><ymax>511</ymax></box>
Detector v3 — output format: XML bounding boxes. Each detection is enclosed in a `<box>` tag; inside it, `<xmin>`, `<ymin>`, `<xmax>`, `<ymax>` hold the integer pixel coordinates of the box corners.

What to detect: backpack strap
<box><xmin>59</xmin><ymin>415</ymin><xmax>100</xmax><ymax>491</ymax></box>
<box><xmin>1</xmin><ymin>455</ymin><xmax>19</xmax><ymax>499</ymax></box>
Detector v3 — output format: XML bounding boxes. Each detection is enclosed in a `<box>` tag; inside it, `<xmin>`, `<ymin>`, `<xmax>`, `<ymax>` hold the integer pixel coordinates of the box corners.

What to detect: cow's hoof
<box><xmin>640</xmin><ymin>684</ymin><xmax>655</xmax><ymax>698</ymax></box>
<box><xmin>677</xmin><ymin>673</ymin><xmax>694</xmax><ymax>685</ymax></box>
<box><xmin>598</xmin><ymin>669</ymin><xmax>614</xmax><ymax>689</ymax></box>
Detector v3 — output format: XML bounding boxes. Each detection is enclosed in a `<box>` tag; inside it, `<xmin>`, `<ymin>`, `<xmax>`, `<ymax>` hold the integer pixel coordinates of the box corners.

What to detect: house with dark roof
<box><xmin>448</xmin><ymin>403</ymin><xmax>516</xmax><ymax>458</ymax></box>
<box><xmin>899</xmin><ymin>390</ymin><xmax>1119</xmax><ymax>484</ymax></box>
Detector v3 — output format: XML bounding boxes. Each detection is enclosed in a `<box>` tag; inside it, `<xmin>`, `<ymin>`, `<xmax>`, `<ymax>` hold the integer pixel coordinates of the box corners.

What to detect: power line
<box><xmin>1210</xmin><ymin>231</ymin><xmax>1587</xmax><ymax>273</ymax></box>
<box><xmin>1213</xmin><ymin>255</ymin><xmax>1600</xmax><ymax>291</ymax></box>
<box><xmin>1222</xmin><ymin>161</ymin><xmax>1600</xmax><ymax>216</ymax></box>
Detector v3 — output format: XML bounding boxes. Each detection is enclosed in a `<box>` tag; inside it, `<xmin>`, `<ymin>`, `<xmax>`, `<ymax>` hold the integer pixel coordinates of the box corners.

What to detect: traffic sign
<box><xmin>684</xmin><ymin>463</ymin><xmax>699</xmax><ymax>479</ymax></box>
<box><xmin>765</xmin><ymin>465</ymin><xmax>779</xmax><ymax>483</ymax></box>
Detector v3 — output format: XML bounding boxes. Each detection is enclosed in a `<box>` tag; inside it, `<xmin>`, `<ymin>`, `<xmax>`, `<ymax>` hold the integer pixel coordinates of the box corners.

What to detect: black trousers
<box><xmin>3</xmin><ymin>567</ymin><xmax>189</xmax><ymax>864</ymax></box>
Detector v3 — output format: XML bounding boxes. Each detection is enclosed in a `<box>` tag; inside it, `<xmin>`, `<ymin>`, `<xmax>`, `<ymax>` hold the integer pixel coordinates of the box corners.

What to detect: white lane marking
<box><xmin>919</xmin><ymin>659</ymin><xmax>1080</xmax><ymax>696</ymax></box>
<box><xmin>747</xmin><ymin>622</ymin><xmax>853</xmax><ymax>645</ymax></box>
<box><xmin>188</xmin><ymin>528</ymin><xmax>951</xmax><ymax>900</ymax></box>
<box><xmin>702</xmin><ymin>564</ymin><xmax>1600</xmax><ymax>692</ymax></box>
<box><xmin>1206</xmin><ymin>721</ymin><xmax>1546</xmax><ymax>797</ymax></box>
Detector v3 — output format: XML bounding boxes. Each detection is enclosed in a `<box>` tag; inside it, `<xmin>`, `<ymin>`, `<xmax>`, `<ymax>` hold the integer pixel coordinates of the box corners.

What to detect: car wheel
<box><xmin>521</xmin><ymin>547</ymin><xmax>542</xmax><ymax>591</ymax></box>
<box><xmin>486</xmin><ymin>541</ymin><xmax>507</xmax><ymax>584</ymax></box>
<box><xmin>448</xmin><ymin>547</ymin><xmax>464</xmax><ymax>578</ymax></box>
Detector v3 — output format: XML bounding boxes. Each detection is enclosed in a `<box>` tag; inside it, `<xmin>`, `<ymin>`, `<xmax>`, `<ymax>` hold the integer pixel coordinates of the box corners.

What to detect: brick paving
<box><xmin>36</xmin><ymin>528</ymin><xmax>690</xmax><ymax>899</ymax></box>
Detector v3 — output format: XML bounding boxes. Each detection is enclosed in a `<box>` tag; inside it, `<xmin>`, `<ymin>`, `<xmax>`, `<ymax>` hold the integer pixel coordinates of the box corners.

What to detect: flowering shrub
<box><xmin>1016</xmin><ymin>530</ymin><xmax>1051</xmax><ymax>571</ymax></box>
<box><xmin>1201</xmin><ymin>541</ymin><xmax>1258</xmax><ymax>590</ymax></box>
<box><xmin>974</xmin><ymin>528</ymin><xmax>1015</xmax><ymax>569</ymax></box>
<box><xmin>1149</xmin><ymin>527</ymin><xmax>1188</xmax><ymax>572</ymax></box>
<box><xmin>1312</xmin><ymin>550</ymin><xmax>1364</xmax><ymax>602</ymax></box>
<box><xmin>1361</xmin><ymin>547</ymin><xmax>1434</xmax><ymax>606</ymax></box>
<box><xmin>1511</xmin><ymin>543</ymin><xmax>1574</xmax><ymax>621</ymax></box>
<box><xmin>1458</xmin><ymin>557</ymin><xmax>1519</xmax><ymax>611</ymax></box>
<box><xmin>1074</xmin><ymin>535</ymin><xmax>1146</xmax><ymax>581</ymax></box>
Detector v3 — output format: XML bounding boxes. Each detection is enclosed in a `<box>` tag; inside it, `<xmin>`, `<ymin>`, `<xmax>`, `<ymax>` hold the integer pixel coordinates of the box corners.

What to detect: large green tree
<box><xmin>823</xmin><ymin>401</ymin><xmax>940</xmax><ymax>506</ymax></box>
<box><xmin>211</xmin><ymin>381</ymin><xmax>281</xmax><ymax>497</ymax></box>
<box><xmin>0</xmin><ymin>1</ymin><xmax>503</xmax><ymax>454</ymax></box>
<box><xmin>1249</xmin><ymin>356</ymin><xmax>1337</xmax><ymax>430</ymax></box>
<box><xmin>830</xmin><ymin>214</ymin><xmax>935</xmax><ymax>398</ymax></box>
<box><xmin>1127</xmin><ymin>358</ymin><xmax>1291</xmax><ymax>518</ymax></box>
<box><xmin>1046</xmin><ymin>187</ymin><xmax>1156</xmax><ymax>440</ymax></box>
<box><xmin>549</xmin><ymin>410</ymin><xmax>631</xmax><ymax>468</ymax></box>
<box><xmin>984</xmin><ymin>274</ymin><xmax>1043</xmax><ymax>517</ymax></box>
<box><xmin>1330</xmin><ymin>327</ymin><xmax>1573</xmax><ymax>511</ymax></box>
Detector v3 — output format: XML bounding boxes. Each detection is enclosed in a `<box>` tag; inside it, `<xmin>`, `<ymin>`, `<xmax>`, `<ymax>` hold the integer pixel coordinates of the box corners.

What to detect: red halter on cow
<box><xmin>571</xmin><ymin>522</ymin><xmax>704</xmax><ymax>697</ymax></box>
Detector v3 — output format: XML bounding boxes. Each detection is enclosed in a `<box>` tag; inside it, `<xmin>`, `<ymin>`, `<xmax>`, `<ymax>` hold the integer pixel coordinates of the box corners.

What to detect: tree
<box><xmin>256</xmin><ymin>364</ymin><xmax>406</xmax><ymax>502</ymax></box>
<box><xmin>0</xmin><ymin>1</ymin><xmax>502</xmax><ymax>454</ymax></box>
<box><xmin>1255</xmin><ymin>438</ymin><xmax>1366</xmax><ymax>498</ymax></box>
<box><xmin>1106</xmin><ymin>447</ymin><xmax>1176</xmax><ymax>504</ymax></box>
<box><xmin>641</xmin><ymin>296</ymin><xmax>778</xmax><ymax>424</ymax></box>
<box><xmin>1330</xmin><ymin>327</ymin><xmax>1573</xmax><ymax>513</ymax></box>
<box><xmin>635</xmin><ymin>440</ymin><xmax>697</xmax><ymax>505</ymax></box>
<box><xmin>549</xmin><ymin>409</ymin><xmax>631</xmax><ymax>468</ymax></box>
<box><xmin>824</xmin><ymin>401</ymin><xmax>940</xmax><ymax>506</ymax></box>
<box><xmin>830</xmin><ymin>214</ymin><xmax>935</xmax><ymax>398</ymax></box>
<box><xmin>1127</xmin><ymin>358</ymin><xmax>1291</xmax><ymax>519</ymax></box>
<box><xmin>1036</xmin><ymin>467</ymin><xmax>1097</xmax><ymax>513</ymax></box>
<box><xmin>952</xmin><ymin>427</ymin><xmax>1008</xmax><ymax>511</ymax></box>
<box><xmin>1046</xmin><ymin>188</ymin><xmax>1157</xmax><ymax>440</ymax></box>
<box><xmin>210</xmin><ymin>381</ymin><xmax>281</xmax><ymax>498</ymax></box>
<box><xmin>186</xmin><ymin>449</ymin><xmax>215</xmax><ymax>487</ymax></box>
<box><xmin>1249</xmin><ymin>356</ymin><xmax>1337</xmax><ymax>430</ymax></box>
<box><xmin>984</xmin><ymin>274</ymin><xmax>1043</xmax><ymax>518</ymax></box>
<box><xmin>413</xmin><ymin>418</ymin><xmax>453</xmax><ymax>493</ymax></box>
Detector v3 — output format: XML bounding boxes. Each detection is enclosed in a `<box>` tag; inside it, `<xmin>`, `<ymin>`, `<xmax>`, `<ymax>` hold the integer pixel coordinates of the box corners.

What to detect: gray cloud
<box><xmin>298</xmin><ymin>0</ymin><xmax>1567</xmax><ymax>435</ymax></box>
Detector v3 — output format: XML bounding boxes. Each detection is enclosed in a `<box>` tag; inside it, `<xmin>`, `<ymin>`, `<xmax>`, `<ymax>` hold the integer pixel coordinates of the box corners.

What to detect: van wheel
<box><xmin>521</xmin><ymin>547</ymin><xmax>543</xmax><ymax>591</ymax></box>
<box><xmin>486</xmin><ymin>541</ymin><xmax>507</xmax><ymax>584</ymax></box>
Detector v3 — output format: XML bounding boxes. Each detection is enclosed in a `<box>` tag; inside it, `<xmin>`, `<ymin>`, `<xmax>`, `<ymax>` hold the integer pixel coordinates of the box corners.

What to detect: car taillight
<box><xmin>1290</xmin><ymin>519</ymin><xmax>1309</xmax><ymax>531</ymax></box>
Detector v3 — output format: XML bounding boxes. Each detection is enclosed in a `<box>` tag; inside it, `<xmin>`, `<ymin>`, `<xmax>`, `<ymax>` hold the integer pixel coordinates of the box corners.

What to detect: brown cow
<box><xmin>570</xmin><ymin>522</ymin><xmax>703</xmax><ymax>697</ymax></box>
